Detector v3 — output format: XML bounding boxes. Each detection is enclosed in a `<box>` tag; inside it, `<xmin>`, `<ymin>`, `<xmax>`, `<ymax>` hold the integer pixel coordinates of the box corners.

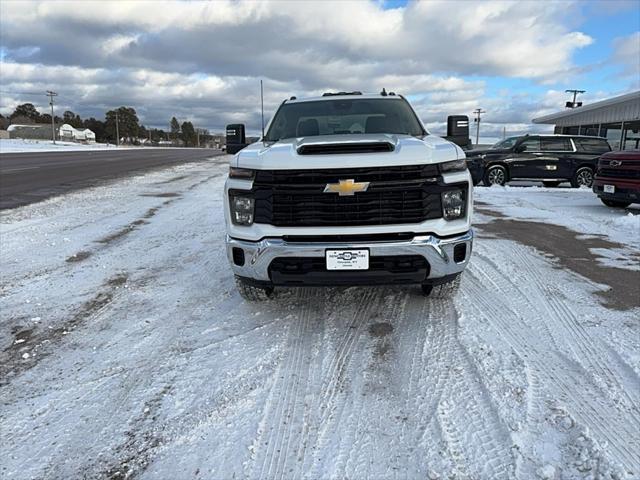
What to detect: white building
<box><xmin>59</xmin><ymin>124</ymin><xmax>96</xmax><ymax>143</ymax></box>
<box><xmin>533</xmin><ymin>91</ymin><xmax>640</xmax><ymax>151</ymax></box>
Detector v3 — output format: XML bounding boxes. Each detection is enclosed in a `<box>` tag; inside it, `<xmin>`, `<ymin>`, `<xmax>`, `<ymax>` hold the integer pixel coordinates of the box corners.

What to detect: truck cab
<box><xmin>224</xmin><ymin>92</ymin><xmax>474</xmax><ymax>300</ymax></box>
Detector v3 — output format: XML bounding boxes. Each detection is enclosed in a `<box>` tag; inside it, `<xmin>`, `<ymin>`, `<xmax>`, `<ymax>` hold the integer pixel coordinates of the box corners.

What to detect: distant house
<box><xmin>7</xmin><ymin>124</ymin><xmax>55</xmax><ymax>140</ymax></box>
<box><xmin>59</xmin><ymin>124</ymin><xmax>96</xmax><ymax>143</ymax></box>
<box><xmin>84</xmin><ymin>129</ymin><xmax>96</xmax><ymax>142</ymax></box>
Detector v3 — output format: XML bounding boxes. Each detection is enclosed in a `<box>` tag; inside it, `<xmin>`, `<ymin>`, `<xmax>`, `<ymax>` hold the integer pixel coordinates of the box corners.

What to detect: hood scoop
<box><xmin>297</xmin><ymin>141</ymin><xmax>394</xmax><ymax>155</ymax></box>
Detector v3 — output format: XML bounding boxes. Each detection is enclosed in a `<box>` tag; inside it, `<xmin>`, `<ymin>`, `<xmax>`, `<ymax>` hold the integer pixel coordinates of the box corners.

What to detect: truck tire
<box><xmin>235</xmin><ymin>276</ymin><xmax>274</xmax><ymax>301</ymax></box>
<box><xmin>421</xmin><ymin>274</ymin><xmax>462</xmax><ymax>298</ymax></box>
<box><xmin>483</xmin><ymin>165</ymin><xmax>507</xmax><ymax>186</ymax></box>
<box><xmin>570</xmin><ymin>166</ymin><xmax>594</xmax><ymax>188</ymax></box>
<box><xmin>601</xmin><ymin>198</ymin><xmax>631</xmax><ymax>208</ymax></box>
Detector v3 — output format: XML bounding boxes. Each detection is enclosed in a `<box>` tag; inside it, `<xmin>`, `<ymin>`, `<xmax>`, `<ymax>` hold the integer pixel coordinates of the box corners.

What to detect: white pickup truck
<box><xmin>224</xmin><ymin>91</ymin><xmax>473</xmax><ymax>300</ymax></box>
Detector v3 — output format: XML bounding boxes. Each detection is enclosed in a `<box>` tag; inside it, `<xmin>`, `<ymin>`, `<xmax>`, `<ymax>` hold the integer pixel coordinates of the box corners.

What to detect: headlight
<box><xmin>440</xmin><ymin>159</ymin><xmax>468</xmax><ymax>173</ymax></box>
<box><xmin>230</xmin><ymin>194</ymin><xmax>255</xmax><ymax>225</ymax></box>
<box><xmin>442</xmin><ymin>190</ymin><xmax>465</xmax><ymax>220</ymax></box>
<box><xmin>229</xmin><ymin>167</ymin><xmax>255</xmax><ymax>179</ymax></box>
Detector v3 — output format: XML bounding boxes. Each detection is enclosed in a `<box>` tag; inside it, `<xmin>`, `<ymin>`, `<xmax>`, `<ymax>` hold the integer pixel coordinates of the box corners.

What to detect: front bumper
<box><xmin>226</xmin><ymin>230</ymin><xmax>473</xmax><ymax>285</ymax></box>
<box><xmin>593</xmin><ymin>178</ymin><xmax>640</xmax><ymax>203</ymax></box>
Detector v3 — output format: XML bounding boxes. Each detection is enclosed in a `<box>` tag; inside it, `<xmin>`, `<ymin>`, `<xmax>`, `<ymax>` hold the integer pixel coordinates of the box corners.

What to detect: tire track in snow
<box><xmin>250</xmin><ymin>288</ymin><xmax>321</xmax><ymax>480</ymax></box>
<box><xmin>507</xmin><ymin>246</ymin><xmax>640</xmax><ymax>422</ymax></box>
<box><xmin>464</xmin><ymin>247</ymin><xmax>640</xmax><ymax>473</ymax></box>
<box><xmin>337</xmin><ymin>291</ymin><xmax>405</xmax><ymax>479</ymax></box>
<box><xmin>303</xmin><ymin>288</ymin><xmax>382</xmax><ymax>478</ymax></box>
<box><xmin>431</xmin><ymin>299</ymin><xmax>515</xmax><ymax>480</ymax></box>
<box><xmin>395</xmin><ymin>293</ymin><xmax>456</xmax><ymax>478</ymax></box>
<box><xmin>477</xmin><ymin>245</ymin><xmax>640</xmax><ymax>428</ymax></box>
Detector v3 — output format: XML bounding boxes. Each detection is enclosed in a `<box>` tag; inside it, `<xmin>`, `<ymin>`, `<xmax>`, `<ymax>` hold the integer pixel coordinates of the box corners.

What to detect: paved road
<box><xmin>0</xmin><ymin>148</ymin><xmax>223</xmax><ymax>210</ymax></box>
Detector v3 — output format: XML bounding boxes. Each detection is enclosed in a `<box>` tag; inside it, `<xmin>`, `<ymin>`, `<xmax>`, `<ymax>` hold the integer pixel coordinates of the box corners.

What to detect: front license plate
<box><xmin>604</xmin><ymin>184</ymin><xmax>615</xmax><ymax>193</ymax></box>
<box><xmin>326</xmin><ymin>249</ymin><xmax>369</xmax><ymax>270</ymax></box>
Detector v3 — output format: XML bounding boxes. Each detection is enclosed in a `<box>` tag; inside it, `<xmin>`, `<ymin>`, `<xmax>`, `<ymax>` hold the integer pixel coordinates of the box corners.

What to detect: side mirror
<box><xmin>443</xmin><ymin>115</ymin><xmax>471</xmax><ymax>149</ymax></box>
<box><xmin>515</xmin><ymin>144</ymin><xmax>526</xmax><ymax>153</ymax></box>
<box><xmin>226</xmin><ymin>123</ymin><xmax>247</xmax><ymax>154</ymax></box>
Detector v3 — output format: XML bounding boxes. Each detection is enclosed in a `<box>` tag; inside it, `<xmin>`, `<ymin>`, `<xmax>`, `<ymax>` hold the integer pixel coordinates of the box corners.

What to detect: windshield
<box><xmin>264</xmin><ymin>98</ymin><xmax>425</xmax><ymax>141</ymax></box>
<box><xmin>491</xmin><ymin>136</ymin><xmax>521</xmax><ymax>149</ymax></box>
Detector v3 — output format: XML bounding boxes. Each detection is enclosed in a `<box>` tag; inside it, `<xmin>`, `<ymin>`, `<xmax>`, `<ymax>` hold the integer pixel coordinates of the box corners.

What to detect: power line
<box><xmin>0</xmin><ymin>90</ymin><xmax>49</xmax><ymax>96</ymax></box>
<box><xmin>46</xmin><ymin>90</ymin><xmax>58</xmax><ymax>144</ymax></box>
<box><xmin>473</xmin><ymin>108</ymin><xmax>486</xmax><ymax>147</ymax></box>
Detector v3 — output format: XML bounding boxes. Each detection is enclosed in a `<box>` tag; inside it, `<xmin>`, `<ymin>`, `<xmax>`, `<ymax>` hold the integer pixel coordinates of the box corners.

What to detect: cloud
<box><xmin>612</xmin><ymin>31</ymin><xmax>640</xmax><ymax>86</ymax></box>
<box><xmin>0</xmin><ymin>0</ymin><xmax>598</xmax><ymax>132</ymax></box>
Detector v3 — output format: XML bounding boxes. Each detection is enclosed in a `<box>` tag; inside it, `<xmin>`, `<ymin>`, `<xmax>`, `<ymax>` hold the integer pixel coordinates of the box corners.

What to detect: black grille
<box><xmin>297</xmin><ymin>142</ymin><xmax>394</xmax><ymax>155</ymax></box>
<box><xmin>252</xmin><ymin>165</ymin><xmax>454</xmax><ymax>227</ymax></box>
<box><xmin>598</xmin><ymin>168</ymin><xmax>640</xmax><ymax>179</ymax></box>
<box><xmin>269</xmin><ymin>255</ymin><xmax>429</xmax><ymax>286</ymax></box>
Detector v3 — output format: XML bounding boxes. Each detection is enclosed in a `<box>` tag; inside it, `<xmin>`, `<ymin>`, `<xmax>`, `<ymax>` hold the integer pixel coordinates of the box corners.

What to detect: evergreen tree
<box><xmin>181</xmin><ymin>121</ymin><xmax>197</xmax><ymax>147</ymax></box>
<box><xmin>10</xmin><ymin>103</ymin><xmax>40</xmax><ymax>123</ymax></box>
<box><xmin>170</xmin><ymin>117</ymin><xmax>180</xmax><ymax>143</ymax></box>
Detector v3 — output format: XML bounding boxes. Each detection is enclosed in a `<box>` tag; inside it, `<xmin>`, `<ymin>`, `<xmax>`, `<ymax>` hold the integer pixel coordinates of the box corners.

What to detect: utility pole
<box><xmin>115</xmin><ymin>110</ymin><xmax>120</xmax><ymax>147</ymax></box>
<box><xmin>473</xmin><ymin>108</ymin><xmax>485</xmax><ymax>147</ymax></box>
<box><xmin>46</xmin><ymin>90</ymin><xmax>58</xmax><ymax>144</ymax></box>
<box><xmin>565</xmin><ymin>89</ymin><xmax>585</xmax><ymax>108</ymax></box>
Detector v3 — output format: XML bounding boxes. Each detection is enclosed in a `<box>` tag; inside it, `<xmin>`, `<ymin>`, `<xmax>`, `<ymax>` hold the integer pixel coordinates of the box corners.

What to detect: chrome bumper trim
<box><xmin>226</xmin><ymin>230</ymin><xmax>474</xmax><ymax>283</ymax></box>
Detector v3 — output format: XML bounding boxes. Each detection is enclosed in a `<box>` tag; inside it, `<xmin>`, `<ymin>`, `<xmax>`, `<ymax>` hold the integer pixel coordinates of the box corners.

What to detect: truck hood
<box><xmin>233</xmin><ymin>134</ymin><xmax>463</xmax><ymax>170</ymax></box>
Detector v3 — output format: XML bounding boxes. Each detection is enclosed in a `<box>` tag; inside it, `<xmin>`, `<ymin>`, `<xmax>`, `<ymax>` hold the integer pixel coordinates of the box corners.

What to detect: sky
<box><xmin>0</xmin><ymin>0</ymin><xmax>638</xmax><ymax>137</ymax></box>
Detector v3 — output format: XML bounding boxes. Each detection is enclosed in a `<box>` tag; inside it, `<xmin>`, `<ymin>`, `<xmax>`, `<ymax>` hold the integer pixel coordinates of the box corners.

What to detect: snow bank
<box><xmin>0</xmin><ymin>138</ymin><xmax>125</xmax><ymax>153</ymax></box>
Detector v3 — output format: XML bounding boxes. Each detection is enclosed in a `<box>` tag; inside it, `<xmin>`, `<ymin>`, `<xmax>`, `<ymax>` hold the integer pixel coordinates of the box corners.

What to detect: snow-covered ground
<box><xmin>0</xmin><ymin>139</ymin><xmax>213</xmax><ymax>154</ymax></box>
<box><xmin>0</xmin><ymin>138</ymin><xmax>126</xmax><ymax>153</ymax></box>
<box><xmin>475</xmin><ymin>185</ymin><xmax>640</xmax><ymax>251</ymax></box>
<box><xmin>1</xmin><ymin>162</ymin><xmax>639</xmax><ymax>479</ymax></box>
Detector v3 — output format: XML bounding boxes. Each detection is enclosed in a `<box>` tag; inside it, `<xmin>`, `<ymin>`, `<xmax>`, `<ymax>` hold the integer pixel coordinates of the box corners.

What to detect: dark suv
<box><xmin>466</xmin><ymin>135</ymin><xmax>612</xmax><ymax>187</ymax></box>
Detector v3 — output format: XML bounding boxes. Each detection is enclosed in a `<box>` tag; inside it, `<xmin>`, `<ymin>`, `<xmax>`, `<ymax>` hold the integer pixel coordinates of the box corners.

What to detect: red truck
<box><xmin>593</xmin><ymin>150</ymin><xmax>640</xmax><ymax>208</ymax></box>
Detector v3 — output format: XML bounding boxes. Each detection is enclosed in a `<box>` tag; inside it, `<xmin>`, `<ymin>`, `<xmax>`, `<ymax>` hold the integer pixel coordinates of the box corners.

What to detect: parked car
<box><xmin>224</xmin><ymin>91</ymin><xmax>473</xmax><ymax>300</ymax></box>
<box><xmin>466</xmin><ymin>134</ymin><xmax>611</xmax><ymax>187</ymax></box>
<box><xmin>593</xmin><ymin>150</ymin><xmax>640</xmax><ymax>208</ymax></box>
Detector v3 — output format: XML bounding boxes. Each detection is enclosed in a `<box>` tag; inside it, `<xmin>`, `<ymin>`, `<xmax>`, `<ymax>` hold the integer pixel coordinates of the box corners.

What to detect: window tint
<box><xmin>264</xmin><ymin>98</ymin><xmax>425</xmax><ymax>141</ymax></box>
<box><xmin>573</xmin><ymin>137</ymin><xmax>611</xmax><ymax>153</ymax></box>
<box><xmin>518</xmin><ymin>137</ymin><xmax>540</xmax><ymax>152</ymax></box>
<box><xmin>563</xmin><ymin>126</ymin><xmax>580</xmax><ymax>135</ymax></box>
<box><xmin>491</xmin><ymin>137</ymin><xmax>520</xmax><ymax>149</ymax></box>
<box><xmin>541</xmin><ymin>137</ymin><xmax>572</xmax><ymax>151</ymax></box>
<box><xmin>601</xmin><ymin>123</ymin><xmax>622</xmax><ymax>149</ymax></box>
<box><xmin>580</xmin><ymin>125</ymin><xmax>599</xmax><ymax>136</ymax></box>
<box><xmin>622</xmin><ymin>121</ymin><xmax>640</xmax><ymax>151</ymax></box>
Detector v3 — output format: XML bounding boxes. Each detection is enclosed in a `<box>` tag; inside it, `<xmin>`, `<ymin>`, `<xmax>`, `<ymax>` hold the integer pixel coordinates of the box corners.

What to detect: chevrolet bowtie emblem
<box><xmin>323</xmin><ymin>179</ymin><xmax>370</xmax><ymax>196</ymax></box>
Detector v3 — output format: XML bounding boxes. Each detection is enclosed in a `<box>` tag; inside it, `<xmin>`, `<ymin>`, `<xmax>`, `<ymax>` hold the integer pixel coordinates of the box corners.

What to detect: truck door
<box><xmin>510</xmin><ymin>137</ymin><xmax>541</xmax><ymax>179</ymax></box>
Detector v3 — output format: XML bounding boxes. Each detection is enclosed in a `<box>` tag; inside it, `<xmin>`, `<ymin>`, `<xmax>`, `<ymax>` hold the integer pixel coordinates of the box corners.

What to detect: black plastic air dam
<box><xmin>268</xmin><ymin>255</ymin><xmax>429</xmax><ymax>286</ymax></box>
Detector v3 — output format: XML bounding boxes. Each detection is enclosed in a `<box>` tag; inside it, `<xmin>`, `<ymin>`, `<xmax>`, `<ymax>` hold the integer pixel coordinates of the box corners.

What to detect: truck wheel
<box><xmin>601</xmin><ymin>198</ymin><xmax>631</xmax><ymax>208</ymax></box>
<box><xmin>421</xmin><ymin>275</ymin><xmax>462</xmax><ymax>298</ymax></box>
<box><xmin>570</xmin><ymin>167</ymin><xmax>594</xmax><ymax>188</ymax></box>
<box><xmin>483</xmin><ymin>165</ymin><xmax>507</xmax><ymax>186</ymax></box>
<box><xmin>235</xmin><ymin>276</ymin><xmax>274</xmax><ymax>301</ymax></box>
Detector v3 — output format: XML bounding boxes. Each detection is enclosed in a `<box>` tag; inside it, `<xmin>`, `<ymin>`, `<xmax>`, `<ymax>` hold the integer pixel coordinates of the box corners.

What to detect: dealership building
<box><xmin>532</xmin><ymin>90</ymin><xmax>640</xmax><ymax>150</ymax></box>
